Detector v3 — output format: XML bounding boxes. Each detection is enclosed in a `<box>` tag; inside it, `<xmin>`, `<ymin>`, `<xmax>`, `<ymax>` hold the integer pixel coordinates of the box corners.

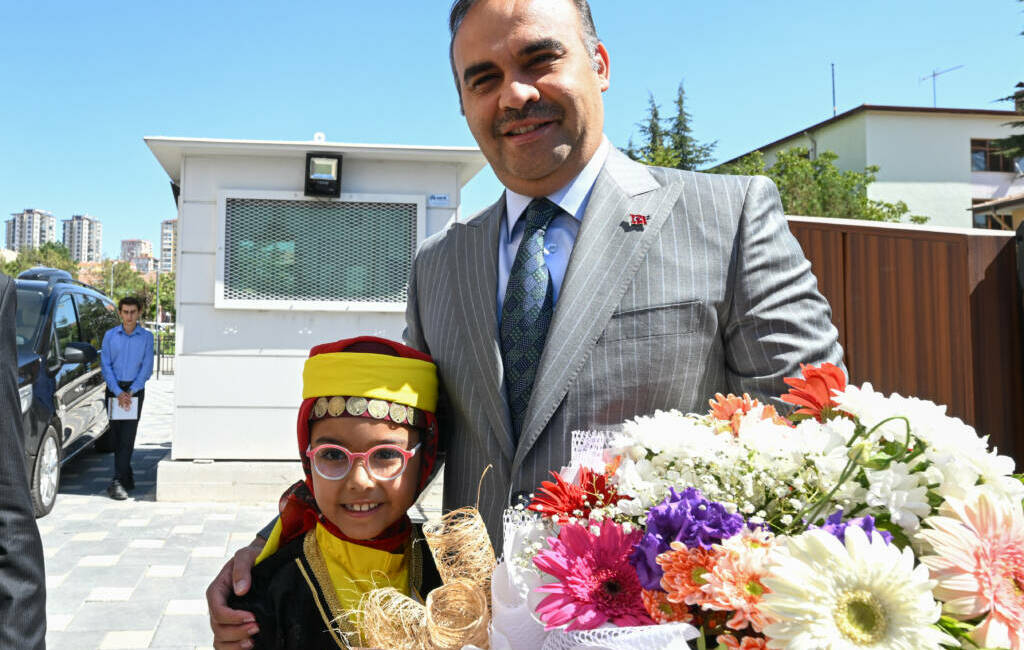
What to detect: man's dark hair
<box><xmin>118</xmin><ymin>296</ymin><xmax>142</xmax><ymax>311</ymax></box>
<box><xmin>447</xmin><ymin>0</ymin><xmax>600</xmax><ymax>112</ymax></box>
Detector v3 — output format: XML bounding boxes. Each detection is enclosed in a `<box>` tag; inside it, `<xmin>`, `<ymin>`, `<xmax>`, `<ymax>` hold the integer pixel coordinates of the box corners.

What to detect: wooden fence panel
<box><xmin>788</xmin><ymin>217</ymin><xmax>1023</xmax><ymax>462</ymax></box>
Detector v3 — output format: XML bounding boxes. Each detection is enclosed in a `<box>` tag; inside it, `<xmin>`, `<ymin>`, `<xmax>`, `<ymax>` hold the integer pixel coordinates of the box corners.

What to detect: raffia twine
<box><xmin>422</xmin><ymin>506</ymin><xmax>497</xmax><ymax>599</ymax></box>
<box><xmin>424</xmin><ymin>579</ymin><xmax>490</xmax><ymax>649</ymax></box>
<box><xmin>357</xmin><ymin>587</ymin><xmax>427</xmax><ymax>650</ymax></box>
<box><xmin>355</xmin><ymin>505</ymin><xmax>496</xmax><ymax>649</ymax></box>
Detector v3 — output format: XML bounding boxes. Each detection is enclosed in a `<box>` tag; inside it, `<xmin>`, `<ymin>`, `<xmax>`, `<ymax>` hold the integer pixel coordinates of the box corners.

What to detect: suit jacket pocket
<box><xmin>598</xmin><ymin>299</ymin><xmax>702</xmax><ymax>343</ymax></box>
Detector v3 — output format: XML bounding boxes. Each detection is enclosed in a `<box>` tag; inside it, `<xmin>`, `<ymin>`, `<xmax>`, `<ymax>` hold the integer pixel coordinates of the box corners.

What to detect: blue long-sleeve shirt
<box><xmin>100</xmin><ymin>325</ymin><xmax>154</xmax><ymax>395</ymax></box>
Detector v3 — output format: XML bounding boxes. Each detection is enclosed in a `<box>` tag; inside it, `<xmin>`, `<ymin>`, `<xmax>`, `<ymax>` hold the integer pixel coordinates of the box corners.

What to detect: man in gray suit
<box><xmin>0</xmin><ymin>273</ymin><xmax>47</xmax><ymax>649</ymax></box>
<box><xmin>208</xmin><ymin>0</ymin><xmax>841</xmax><ymax>644</ymax></box>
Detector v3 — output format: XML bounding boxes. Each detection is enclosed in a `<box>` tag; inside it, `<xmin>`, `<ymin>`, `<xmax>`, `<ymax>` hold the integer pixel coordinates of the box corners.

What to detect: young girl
<box><xmin>229</xmin><ymin>336</ymin><xmax>442</xmax><ymax>649</ymax></box>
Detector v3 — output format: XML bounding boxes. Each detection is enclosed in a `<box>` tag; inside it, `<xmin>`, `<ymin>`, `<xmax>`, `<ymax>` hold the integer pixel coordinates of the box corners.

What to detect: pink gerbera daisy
<box><xmin>533</xmin><ymin>519</ymin><xmax>654</xmax><ymax>631</ymax></box>
<box><xmin>918</xmin><ymin>488</ymin><xmax>1024</xmax><ymax>650</ymax></box>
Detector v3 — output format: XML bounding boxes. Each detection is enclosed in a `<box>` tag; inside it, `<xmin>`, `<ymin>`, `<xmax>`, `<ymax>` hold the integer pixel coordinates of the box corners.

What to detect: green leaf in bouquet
<box><xmin>869</xmin><ymin>512</ymin><xmax>912</xmax><ymax>548</ymax></box>
<box><xmin>936</xmin><ymin>615</ymin><xmax>980</xmax><ymax>648</ymax></box>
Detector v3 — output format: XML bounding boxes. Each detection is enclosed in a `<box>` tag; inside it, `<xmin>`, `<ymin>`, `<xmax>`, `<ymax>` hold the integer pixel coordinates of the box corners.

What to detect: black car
<box><xmin>14</xmin><ymin>267</ymin><xmax>120</xmax><ymax>516</ymax></box>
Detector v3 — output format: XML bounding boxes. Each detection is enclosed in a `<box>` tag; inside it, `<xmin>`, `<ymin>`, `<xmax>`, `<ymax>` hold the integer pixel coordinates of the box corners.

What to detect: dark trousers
<box><xmin>107</xmin><ymin>382</ymin><xmax>144</xmax><ymax>488</ymax></box>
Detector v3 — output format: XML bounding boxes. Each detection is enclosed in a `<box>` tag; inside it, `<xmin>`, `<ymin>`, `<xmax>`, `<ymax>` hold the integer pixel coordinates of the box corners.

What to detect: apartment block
<box><xmin>62</xmin><ymin>214</ymin><xmax>103</xmax><ymax>263</ymax></box>
<box><xmin>160</xmin><ymin>218</ymin><xmax>177</xmax><ymax>273</ymax></box>
<box><xmin>121</xmin><ymin>238</ymin><xmax>153</xmax><ymax>261</ymax></box>
<box><xmin>5</xmin><ymin>209</ymin><xmax>57</xmax><ymax>251</ymax></box>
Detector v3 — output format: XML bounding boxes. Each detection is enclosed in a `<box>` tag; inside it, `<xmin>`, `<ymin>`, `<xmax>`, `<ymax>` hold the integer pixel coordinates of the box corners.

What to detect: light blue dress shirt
<box><xmin>497</xmin><ymin>137</ymin><xmax>611</xmax><ymax>320</ymax></box>
<box><xmin>100</xmin><ymin>324</ymin><xmax>154</xmax><ymax>395</ymax></box>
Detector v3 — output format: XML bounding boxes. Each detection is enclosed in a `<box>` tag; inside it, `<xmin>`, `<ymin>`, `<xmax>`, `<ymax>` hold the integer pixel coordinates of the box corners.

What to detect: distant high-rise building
<box><xmin>62</xmin><ymin>214</ymin><xmax>103</xmax><ymax>263</ymax></box>
<box><xmin>5</xmin><ymin>209</ymin><xmax>57</xmax><ymax>252</ymax></box>
<box><xmin>130</xmin><ymin>256</ymin><xmax>157</xmax><ymax>274</ymax></box>
<box><xmin>160</xmin><ymin>219</ymin><xmax>177</xmax><ymax>273</ymax></box>
<box><xmin>121</xmin><ymin>239</ymin><xmax>153</xmax><ymax>262</ymax></box>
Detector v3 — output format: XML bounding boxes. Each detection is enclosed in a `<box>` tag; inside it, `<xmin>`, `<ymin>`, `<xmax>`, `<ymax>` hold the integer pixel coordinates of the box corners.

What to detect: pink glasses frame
<box><xmin>305</xmin><ymin>442</ymin><xmax>421</xmax><ymax>481</ymax></box>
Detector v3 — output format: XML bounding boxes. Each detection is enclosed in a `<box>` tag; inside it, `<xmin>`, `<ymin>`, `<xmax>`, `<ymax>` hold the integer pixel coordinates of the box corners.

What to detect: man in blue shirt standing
<box><xmin>100</xmin><ymin>296</ymin><xmax>153</xmax><ymax>500</ymax></box>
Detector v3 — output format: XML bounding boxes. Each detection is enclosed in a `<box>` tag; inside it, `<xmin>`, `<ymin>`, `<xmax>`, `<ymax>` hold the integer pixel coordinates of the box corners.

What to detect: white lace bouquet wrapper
<box><xmin>538</xmin><ymin>623</ymin><xmax>698</xmax><ymax>650</ymax></box>
<box><xmin>488</xmin><ymin>561</ymin><xmax>550</xmax><ymax>650</ymax></box>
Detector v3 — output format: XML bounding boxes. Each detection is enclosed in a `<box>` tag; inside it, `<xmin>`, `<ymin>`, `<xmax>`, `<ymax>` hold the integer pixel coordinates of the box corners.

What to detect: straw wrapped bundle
<box><xmin>356</xmin><ymin>507</ymin><xmax>496</xmax><ymax>649</ymax></box>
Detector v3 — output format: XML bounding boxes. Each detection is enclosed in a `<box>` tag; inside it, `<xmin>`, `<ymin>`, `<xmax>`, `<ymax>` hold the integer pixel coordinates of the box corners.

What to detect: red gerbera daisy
<box><xmin>528</xmin><ymin>464</ymin><xmax>626</xmax><ymax>523</ymax></box>
<box><xmin>779</xmin><ymin>362</ymin><xmax>847</xmax><ymax>422</ymax></box>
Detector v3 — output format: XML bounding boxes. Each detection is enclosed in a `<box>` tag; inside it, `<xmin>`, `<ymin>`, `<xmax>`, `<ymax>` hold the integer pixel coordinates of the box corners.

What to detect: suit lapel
<box><xmin>450</xmin><ymin>198</ymin><xmax>515</xmax><ymax>461</ymax></box>
<box><xmin>513</xmin><ymin>149</ymin><xmax>684</xmax><ymax>472</ymax></box>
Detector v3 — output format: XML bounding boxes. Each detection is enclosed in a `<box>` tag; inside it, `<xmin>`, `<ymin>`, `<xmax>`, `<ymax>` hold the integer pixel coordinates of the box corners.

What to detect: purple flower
<box><xmin>628</xmin><ymin>487</ymin><xmax>745</xmax><ymax>591</ymax></box>
<box><xmin>814</xmin><ymin>510</ymin><xmax>893</xmax><ymax>545</ymax></box>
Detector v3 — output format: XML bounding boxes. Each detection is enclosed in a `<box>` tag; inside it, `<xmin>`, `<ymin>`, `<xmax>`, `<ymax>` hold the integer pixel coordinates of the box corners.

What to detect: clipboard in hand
<box><xmin>109</xmin><ymin>396</ymin><xmax>139</xmax><ymax>420</ymax></box>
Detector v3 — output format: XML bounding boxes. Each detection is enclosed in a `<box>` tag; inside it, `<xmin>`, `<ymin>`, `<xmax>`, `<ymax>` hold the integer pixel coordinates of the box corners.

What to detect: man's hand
<box><xmin>209</xmin><ymin>537</ymin><xmax>265</xmax><ymax>649</ymax></box>
<box><xmin>117</xmin><ymin>391</ymin><xmax>132</xmax><ymax>411</ymax></box>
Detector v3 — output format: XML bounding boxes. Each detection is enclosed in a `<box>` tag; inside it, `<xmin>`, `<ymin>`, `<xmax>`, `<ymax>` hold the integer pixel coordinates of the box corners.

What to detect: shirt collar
<box><xmin>118</xmin><ymin>324</ymin><xmax>141</xmax><ymax>337</ymax></box>
<box><xmin>504</xmin><ymin>136</ymin><xmax>610</xmax><ymax>231</ymax></box>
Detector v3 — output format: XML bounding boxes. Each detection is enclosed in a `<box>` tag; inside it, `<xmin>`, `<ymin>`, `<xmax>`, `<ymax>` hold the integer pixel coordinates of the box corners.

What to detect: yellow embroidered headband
<box><xmin>302</xmin><ymin>352</ymin><xmax>438</xmax><ymax>423</ymax></box>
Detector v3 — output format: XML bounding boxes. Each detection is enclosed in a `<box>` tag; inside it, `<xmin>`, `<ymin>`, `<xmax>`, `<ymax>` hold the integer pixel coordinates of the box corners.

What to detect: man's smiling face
<box><xmin>452</xmin><ymin>0</ymin><xmax>609</xmax><ymax>197</ymax></box>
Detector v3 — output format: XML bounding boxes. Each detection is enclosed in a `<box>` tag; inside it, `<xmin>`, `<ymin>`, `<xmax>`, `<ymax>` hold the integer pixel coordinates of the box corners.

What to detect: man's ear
<box><xmin>594</xmin><ymin>42</ymin><xmax>610</xmax><ymax>92</ymax></box>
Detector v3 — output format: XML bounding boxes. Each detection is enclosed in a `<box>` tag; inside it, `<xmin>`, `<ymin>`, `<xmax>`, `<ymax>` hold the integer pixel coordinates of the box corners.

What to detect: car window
<box><xmin>73</xmin><ymin>293</ymin><xmax>109</xmax><ymax>350</ymax></box>
<box><xmin>53</xmin><ymin>294</ymin><xmax>80</xmax><ymax>353</ymax></box>
<box><xmin>14</xmin><ymin>287</ymin><xmax>47</xmax><ymax>354</ymax></box>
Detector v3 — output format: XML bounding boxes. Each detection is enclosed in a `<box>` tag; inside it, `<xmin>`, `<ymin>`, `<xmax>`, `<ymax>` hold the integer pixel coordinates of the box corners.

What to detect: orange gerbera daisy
<box><xmin>718</xmin><ymin>634</ymin><xmax>768</xmax><ymax>649</ymax></box>
<box><xmin>641</xmin><ymin>588</ymin><xmax>694</xmax><ymax>624</ymax></box>
<box><xmin>708</xmin><ymin>393</ymin><xmax>790</xmax><ymax>436</ymax></box>
<box><xmin>780</xmin><ymin>362</ymin><xmax>847</xmax><ymax>421</ymax></box>
<box><xmin>657</xmin><ymin>542</ymin><xmax>716</xmax><ymax>605</ymax></box>
<box><xmin>700</xmin><ymin>532</ymin><xmax>776</xmax><ymax>634</ymax></box>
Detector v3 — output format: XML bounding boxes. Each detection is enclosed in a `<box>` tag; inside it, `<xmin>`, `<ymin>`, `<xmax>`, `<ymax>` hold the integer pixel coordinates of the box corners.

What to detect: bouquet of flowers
<box><xmin>489</xmin><ymin>364</ymin><xmax>1024</xmax><ymax>650</ymax></box>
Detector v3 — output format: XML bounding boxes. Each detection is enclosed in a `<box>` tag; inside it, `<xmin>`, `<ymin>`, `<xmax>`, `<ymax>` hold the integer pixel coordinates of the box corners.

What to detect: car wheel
<box><xmin>31</xmin><ymin>426</ymin><xmax>61</xmax><ymax>517</ymax></box>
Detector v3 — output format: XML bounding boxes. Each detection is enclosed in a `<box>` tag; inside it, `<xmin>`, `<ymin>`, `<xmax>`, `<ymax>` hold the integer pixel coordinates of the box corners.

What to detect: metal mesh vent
<box><xmin>223</xmin><ymin>198</ymin><xmax>417</xmax><ymax>306</ymax></box>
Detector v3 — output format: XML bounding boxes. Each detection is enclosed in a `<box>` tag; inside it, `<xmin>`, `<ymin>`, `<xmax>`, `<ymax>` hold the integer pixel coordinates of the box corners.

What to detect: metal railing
<box><xmin>145</xmin><ymin>321</ymin><xmax>176</xmax><ymax>378</ymax></box>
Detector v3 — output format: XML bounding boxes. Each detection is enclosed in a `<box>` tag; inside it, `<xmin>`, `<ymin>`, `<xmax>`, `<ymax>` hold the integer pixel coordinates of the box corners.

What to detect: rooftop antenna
<box><xmin>920</xmin><ymin>65</ymin><xmax>964</xmax><ymax>108</ymax></box>
<box><xmin>831</xmin><ymin>63</ymin><xmax>837</xmax><ymax>116</ymax></box>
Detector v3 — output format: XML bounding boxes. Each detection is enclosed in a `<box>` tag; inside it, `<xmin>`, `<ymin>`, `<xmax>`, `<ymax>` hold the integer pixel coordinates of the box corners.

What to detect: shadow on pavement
<box><xmin>57</xmin><ymin>445</ymin><xmax>169</xmax><ymax>503</ymax></box>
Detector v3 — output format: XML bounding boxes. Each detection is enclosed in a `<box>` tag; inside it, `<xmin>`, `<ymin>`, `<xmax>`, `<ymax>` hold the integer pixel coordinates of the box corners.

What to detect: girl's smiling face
<box><xmin>308</xmin><ymin>416</ymin><xmax>422</xmax><ymax>540</ymax></box>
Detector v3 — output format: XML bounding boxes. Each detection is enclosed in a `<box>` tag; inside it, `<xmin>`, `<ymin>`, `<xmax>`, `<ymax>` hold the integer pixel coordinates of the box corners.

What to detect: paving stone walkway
<box><xmin>39</xmin><ymin>377</ymin><xmax>277</xmax><ymax>650</ymax></box>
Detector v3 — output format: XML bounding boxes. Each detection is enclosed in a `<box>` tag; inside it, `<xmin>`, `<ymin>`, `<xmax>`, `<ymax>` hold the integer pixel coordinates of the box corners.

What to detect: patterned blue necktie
<box><xmin>501</xmin><ymin>198</ymin><xmax>562</xmax><ymax>443</ymax></box>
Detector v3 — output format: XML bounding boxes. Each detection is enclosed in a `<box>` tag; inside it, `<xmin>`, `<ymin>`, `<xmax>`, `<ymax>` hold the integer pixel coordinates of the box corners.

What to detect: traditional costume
<box><xmin>229</xmin><ymin>337</ymin><xmax>442</xmax><ymax>649</ymax></box>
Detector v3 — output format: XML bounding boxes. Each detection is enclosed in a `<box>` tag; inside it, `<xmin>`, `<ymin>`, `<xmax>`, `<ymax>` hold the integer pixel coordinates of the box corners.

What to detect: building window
<box><xmin>971</xmin><ymin>199</ymin><xmax>1014</xmax><ymax>230</ymax></box>
<box><xmin>971</xmin><ymin>139</ymin><xmax>1018</xmax><ymax>172</ymax></box>
<box><xmin>218</xmin><ymin>193</ymin><xmax>424</xmax><ymax>311</ymax></box>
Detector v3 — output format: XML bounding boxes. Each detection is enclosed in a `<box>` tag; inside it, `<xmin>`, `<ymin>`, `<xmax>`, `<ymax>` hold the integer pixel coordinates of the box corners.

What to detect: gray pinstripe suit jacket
<box><xmin>405</xmin><ymin>148</ymin><xmax>843</xmax><ymax>548</ymax></box>
<box><xmin>0</xmin><ymin>273</ymin><xmax>46</xmax><ymax>649</ymax></box>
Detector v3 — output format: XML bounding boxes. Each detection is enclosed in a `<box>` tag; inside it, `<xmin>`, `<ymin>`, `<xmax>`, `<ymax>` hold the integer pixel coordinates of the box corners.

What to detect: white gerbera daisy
<box><xmin>760</xmin><ymin>527</ymin><xmax>953</xmax><ymax>649</ymax></box>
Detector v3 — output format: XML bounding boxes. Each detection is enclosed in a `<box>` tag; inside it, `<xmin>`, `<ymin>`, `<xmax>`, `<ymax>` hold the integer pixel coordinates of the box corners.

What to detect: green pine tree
<box><xmin>668</xmin><ymin>83</ymin><xmax>717</xmax><ymax>171</ymax></box>
<box><xmin>626</xmin><ymin>81</ymin><xmax>716</xmax><ymax>170</ymax></box>
<box><xmin>992</xmin><ymin>0</ymin><xmax>1024</xmax><ymax>160</ymax></box>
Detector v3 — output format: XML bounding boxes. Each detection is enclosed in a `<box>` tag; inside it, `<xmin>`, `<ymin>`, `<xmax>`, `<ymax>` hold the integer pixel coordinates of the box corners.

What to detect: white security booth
<box><xmin>145</xmin><ymin>136</ymin><xmax>486</xmax><ymax>500</ymax></box>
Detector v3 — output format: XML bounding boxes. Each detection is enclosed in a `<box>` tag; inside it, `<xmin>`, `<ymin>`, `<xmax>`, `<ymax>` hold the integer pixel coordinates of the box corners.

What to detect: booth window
<box><xmin>222</xmin><ymin>197</ymin><xmax>418</xmax><ymax>308</ymax></box>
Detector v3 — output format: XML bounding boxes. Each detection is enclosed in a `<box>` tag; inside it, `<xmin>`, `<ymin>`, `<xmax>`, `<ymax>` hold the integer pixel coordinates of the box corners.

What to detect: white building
<box><xmin>160</xmin><ymin>219</ymin><xmax>177</xmax><ymax>273</ymax></box>
<box><xmin>63</xmin><ymin>214</ymin><xmax>103</xmax><ymax>263</ymax></box>
<box><xmin>5</xmin><ymin>209</ymin><xmax>57</xmax><ymax>252</ymax></box>
<box><xmin>121</xmin><ymin>238</ymin><xmax>153</xmax><ymax>261</ymax></box>
<box><xmin>144</xmin><ymin>135</ymin><xmax>485</xmax><ymax>499</ymax></box>
<box><xmin>131</xmin><ymin>256</ymin><xmax>157</xmax><ymax>274</ymax></box>
<box><xmin>720</xmin><ymin>105</ymin><xmax>1024</xmax><ymax>229</ymax></box>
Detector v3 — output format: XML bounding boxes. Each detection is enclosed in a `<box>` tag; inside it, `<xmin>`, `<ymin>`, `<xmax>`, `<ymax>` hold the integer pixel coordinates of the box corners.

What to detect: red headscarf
<box><xmin>276</xmin><ymin>336</ymin><xmax>439</xmax><ymax>553</ymax></box>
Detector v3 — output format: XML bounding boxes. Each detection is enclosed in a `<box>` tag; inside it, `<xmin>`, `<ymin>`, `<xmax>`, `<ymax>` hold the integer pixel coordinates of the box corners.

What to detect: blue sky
<box><xmin>2</xmin><ymin>0</ymin><xmax>1021</xmax><ymax>259</ymax></box>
